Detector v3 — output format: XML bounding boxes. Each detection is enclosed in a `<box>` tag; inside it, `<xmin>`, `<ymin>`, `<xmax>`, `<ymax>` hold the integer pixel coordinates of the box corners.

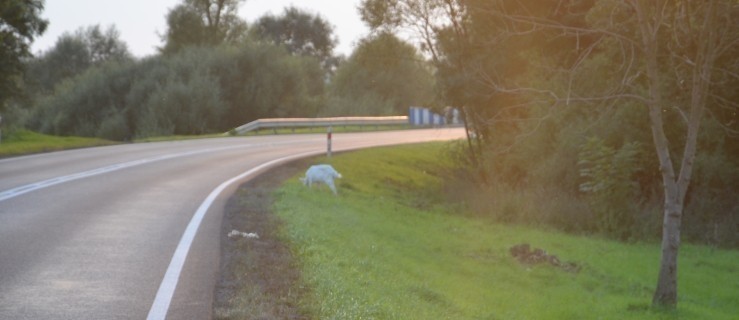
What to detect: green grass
<box><xmin>0</xmin><ymin>130</ymin><xmax>115</xmax><ymax>158</ymax></box>
<box><xmin>273</xmin><ymin>143</ymin><xmax>739</xmax><ymax>319</ymax></box>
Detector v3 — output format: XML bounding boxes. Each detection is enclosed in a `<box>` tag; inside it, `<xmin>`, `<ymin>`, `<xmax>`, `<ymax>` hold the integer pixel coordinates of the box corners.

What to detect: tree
<box><xmin>327</xmin><ymin>32</ymin><xmax>434</xmax><ymax>116</ymax></box>
<box><xmin>81</xmin><ymin>24</ymin><xmax>131</xmax><ymax>64</ymax></box>
<box><xmin>26</xmin><ymin>24</ymin><xmax>132</xmax><ymax>94</ymax></box>
<box><xmin>359</xmin><ymin>0</ymin><xmax>457</xmax><ymax>63</ymax></box>
<box><xmin>627</xmin><ymin>0</ymin><xmax>736</xmax><ymax>307</ymax></box>
<box><xmin>363</xmin><ymin>0</ymin><xmax>739</xmax><ymax>309</ymax></box>
<box><xmin>252</xmin><ymin>6</ymin><xmax>338</xmax><ymax>72</ymax></box>
<box><xmin>359</xmin><ymin>0</ymin><xmax>488</xmax><ymax>164</ymax></box>
<box><xmin>160</xmin><ymin>0</ymin><xmax>247</xmax><ymax>54</ymax></box>
<box><xmin>32</xmin><ymin>43</ymin><xmax>325</xmax><ymax>139</ymax></box>
<box><xmin>0</xmin><ymin>0</ymin><xmax>47</xmax><ymax>110</ymax></box>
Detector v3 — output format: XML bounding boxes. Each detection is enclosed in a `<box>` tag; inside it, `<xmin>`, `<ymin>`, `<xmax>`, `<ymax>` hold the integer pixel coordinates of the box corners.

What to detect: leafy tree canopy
<box><xmin>328</xmin><ymin>32</ymin><xmax>434</xmax><ymax>116</ymax></box>
<box><xmin>31</xmin><ymin>42</ymin><xmax>325</xmax><ymax>140</ymax></box>
<box><xmin>160</xmin><ymin>0</ymin><xmax>247</xmax><ymax>55</ymax></box>
<box><xmin>0</xmin><ymin>0</ymin><xmax>47</xmax><ymax>110</ymax></box>
<box><xmin>26</xmin><ymin>24</ymin><xmax>132</xmax><ymax>94</ymax></box>
<box><xmin>252</xmin><ymin>6</ymin><xmax>338</xmax><ymax>71</ymax></box>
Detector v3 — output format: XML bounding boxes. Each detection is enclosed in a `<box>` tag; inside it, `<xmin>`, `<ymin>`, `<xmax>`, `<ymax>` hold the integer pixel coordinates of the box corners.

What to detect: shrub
<box><xmin>30</xmin><ymin>42</ymin><xmax>326</xmax><ymax>140</ymax></box>
<box><xmin>578</xmin><ymin>136</ymin><xmax>643</xmax><ymax>240</ymax></box>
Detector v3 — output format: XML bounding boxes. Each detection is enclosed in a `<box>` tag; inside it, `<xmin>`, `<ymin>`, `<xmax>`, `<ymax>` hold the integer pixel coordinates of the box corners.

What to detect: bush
<box><xmin>448</xmin><ymin>100</ymin><xmax>737</xmax><ymax>247</ymax></box>
<box><xmin>328</xmin><ymin>33</ymin><xmax>435</xmax><ymax>116</ymax></box>
<box><xmin>96</xmin><ymin>110</ymin><xmax>129</xmax><ymax>141</ymax></box>
<box><xmin>30</xmin><ymin>42</ymin><xmax>326</xmax><ymax>140</ymax></box>
<box><xmin>578</xmin><ymin>137</ymin><xmax>643</xmax><ymax>240</ymax></box>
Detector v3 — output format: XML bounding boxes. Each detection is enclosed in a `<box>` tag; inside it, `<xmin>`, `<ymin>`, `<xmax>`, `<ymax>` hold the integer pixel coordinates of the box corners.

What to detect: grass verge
<box><xmin>266</xmin><ymin>143</ymin><xmax>738</xmax><ymax>319</ymax></box>
<box><xmin>0</xmin><ymin>130</ymin><xmax>115</xmax><ymax>158</ymax></box>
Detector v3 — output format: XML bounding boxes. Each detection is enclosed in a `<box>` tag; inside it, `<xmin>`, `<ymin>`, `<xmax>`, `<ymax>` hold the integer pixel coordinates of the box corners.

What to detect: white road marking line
<box><xmin>146</xmin><ymin>150</ymin><xmax>322</xmax><ymax>320</ymax></box>
<box><xmin>0</xmin><ymin>147</ymin><xmax>243</xmax><ymax>202</ymax></box>
<box><xmin>0</xmin><ymin>140</ymin><xmax>312</xmax><ymax>203</ymax></box>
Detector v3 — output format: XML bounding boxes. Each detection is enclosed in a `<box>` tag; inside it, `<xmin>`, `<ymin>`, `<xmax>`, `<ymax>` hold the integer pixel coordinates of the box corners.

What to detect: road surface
<box><xmin>0</xmin><ymin>129</ymin><xmax>465</xmax><ymax>319</ymax></box>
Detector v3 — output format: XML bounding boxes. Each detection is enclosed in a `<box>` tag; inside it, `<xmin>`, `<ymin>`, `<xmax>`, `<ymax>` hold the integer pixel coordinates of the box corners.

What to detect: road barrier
<box><xmin>231</xmin><ymin>116</ymin><xmax>408</xmax><ymax>135</ymax></box>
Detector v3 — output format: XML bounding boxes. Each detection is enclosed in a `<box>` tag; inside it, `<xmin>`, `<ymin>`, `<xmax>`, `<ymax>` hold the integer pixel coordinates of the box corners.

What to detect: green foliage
<box><xmin>358</xmin><ymin>0</ymin><xmax>402</xmax><ymax>32</ymax></box>
<box><xmin>30</xmin><ymin>42</ymin><xmax>325</xmax><ymax>140</ymax></box>
<box><xmin>95</xmin><ymin>109</ymin><xmax>129</xmax><ymax>141</ymax></box>
<box><xmin>25</xmin><ymin>24</ymin><xmax>133</xmax><ymax>95</ymax></box>
<box><xmin>328</xmin><ymin>32</ymin><xmax>435</xmax><ymax>116</ymax></box>
<box><xmin>36</xmin><ymin>61</ymin><xmax>135</xmax><ymax>137</ymax></box>
<box><xmin>362</xmin><ymin>0</ymin><xmax>738</xmax><ymax>247</ymax></box>
<box><xmin>578</xmin><ymin>137</ymin><xmax>643</xmax><ymax>239</ymax></box>
<box><xmin>271</xmin><ymin>143</ymin><xmax>739</xmax><ymax>319</ymax></box>
<box><xmin>321</xmin><ymin>93</ymin><xmax>394</xmax><ymax>117</ymax></box>
<box><xmin>137</xmin><ymin>71</ymin><xmax>225</xmax><ymax>137</ymax></box>
<box><xmin>160</xmin><ymin>5</ymin><xmax>210</xmax><ymax>54</ymax></box>
<box><xmin>682</xmin><ymin>119</ymin><xmax>739</xmax><ymax>247</ymax></box>
<box><xmin>252</xmin><ymin>6</ymin><xmax>338</xmax><ymax>71</ymax></box>
<box><xmin>0</xmin><ymin>0</ymin><xmax>47</xmax><ymax>110</ymax></box>
<box><xmin>160</xmin><ymin>0</ymin><xmax>247</xmax><ymax>55</ymax></box>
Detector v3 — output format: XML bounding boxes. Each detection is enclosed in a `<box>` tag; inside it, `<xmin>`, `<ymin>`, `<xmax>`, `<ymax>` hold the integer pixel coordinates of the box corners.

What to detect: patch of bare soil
<box><xmin>213</xmin><ymin>160</ymin><xmax>312</xmax><ymax>320</ymax></box>
<box><xmin>509</xmin><ymin>243</ymin><xmax>581</xmax><ymax>273</ymax></box>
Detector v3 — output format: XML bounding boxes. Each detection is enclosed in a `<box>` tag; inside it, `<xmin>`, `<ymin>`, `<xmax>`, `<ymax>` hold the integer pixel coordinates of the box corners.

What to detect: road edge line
<box><xmin>146</xmin><ymin>150</ymin><xmax>322</xmax><ymax>320</ymax></box>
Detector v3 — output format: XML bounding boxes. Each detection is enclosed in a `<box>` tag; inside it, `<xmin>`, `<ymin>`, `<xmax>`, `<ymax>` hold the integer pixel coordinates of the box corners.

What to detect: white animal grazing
<box><xmin>300</xmin><ymin>164</ymin><xmax>342</xmax><ymax>195</ymax></box>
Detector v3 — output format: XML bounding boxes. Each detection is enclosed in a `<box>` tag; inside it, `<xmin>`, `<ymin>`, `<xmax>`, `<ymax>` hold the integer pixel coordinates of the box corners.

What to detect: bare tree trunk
<box><xmin>633</xmin><ymin>0</ymin><xmax>681</xmax><ymax>307</ymax></box>
<box><xmin>634</xmin><ymin>0</ymin><xmax>721</xmax><ymax>308</ymax></box>
<box><xmin>652</xmin><ymin>190</ymin><xmax>683</xmax><ymax>307</ymax></box>
<box><xmin>460</xmin><ymin>106</ymin><xmax>479</xmax><ymax>168</ymax></box>
<box><xmin>645</xmin><ymin>65</ymin><xmax>682</xmax><ymax>308</ymax></box>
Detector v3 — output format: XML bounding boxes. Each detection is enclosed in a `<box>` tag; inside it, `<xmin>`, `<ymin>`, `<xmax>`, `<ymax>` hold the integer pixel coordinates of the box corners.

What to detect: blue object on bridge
<box><xmin>408</xmin><ymin>106</ymin><xmax>459</xmax><ymax>126</ymax></box>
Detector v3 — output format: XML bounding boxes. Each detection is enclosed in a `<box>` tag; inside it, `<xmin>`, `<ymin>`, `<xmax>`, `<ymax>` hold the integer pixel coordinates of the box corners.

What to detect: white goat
<box><xmin>300</xmin><ymin>164</ymin><xmax>342</xmax><ymax>195</ymax></box>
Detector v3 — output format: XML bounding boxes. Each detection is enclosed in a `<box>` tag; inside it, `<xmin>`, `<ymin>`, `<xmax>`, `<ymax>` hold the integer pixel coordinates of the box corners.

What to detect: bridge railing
<box><xmin>231</xmin><ymin>116</ymin><xmax>409</xmax><ymax>134</ymax></box>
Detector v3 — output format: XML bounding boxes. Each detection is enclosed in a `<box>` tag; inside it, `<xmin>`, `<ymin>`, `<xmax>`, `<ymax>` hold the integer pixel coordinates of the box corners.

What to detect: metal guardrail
<box><xmin>232</xmin><ymin>116</ymin><xmax>409</xmax><ymax>134</ymax></box>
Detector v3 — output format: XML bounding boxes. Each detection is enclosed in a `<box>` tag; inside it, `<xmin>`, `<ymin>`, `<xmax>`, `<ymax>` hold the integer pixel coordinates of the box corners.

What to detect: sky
<box><xmin>31</xmin><ymin>0</ymin><xmax>369</xmax><ymax>58</ymax></box>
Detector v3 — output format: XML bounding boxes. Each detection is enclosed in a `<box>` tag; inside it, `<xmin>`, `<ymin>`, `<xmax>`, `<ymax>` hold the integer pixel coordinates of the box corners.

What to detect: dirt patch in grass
<box><xmin>213</xmin><ymin>159</ymin><xmax>312</xmax><ymax>320</ymax></box>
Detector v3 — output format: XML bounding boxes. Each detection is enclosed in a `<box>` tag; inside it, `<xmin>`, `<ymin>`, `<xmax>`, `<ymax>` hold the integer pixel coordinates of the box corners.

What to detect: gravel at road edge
<box><xmin>213</xmin><ymin>159</ymin><xmax>313</xmax><ymax>320</ymax></box>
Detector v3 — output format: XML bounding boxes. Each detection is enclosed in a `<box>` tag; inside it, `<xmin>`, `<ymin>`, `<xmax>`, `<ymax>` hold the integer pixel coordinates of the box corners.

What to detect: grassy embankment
<box><xmin>271</xmin><ymin>143</ymin><xmax>737</xmax><ymax>319</ymax></box>
<box><xmin>0</xmin><ymin>130</ymin><xmax>115</xmax><ymax>158</ymax></box>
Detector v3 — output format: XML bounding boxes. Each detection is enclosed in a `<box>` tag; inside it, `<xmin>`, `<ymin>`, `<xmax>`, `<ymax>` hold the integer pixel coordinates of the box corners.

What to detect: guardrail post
<box><xmin>327</xmin><ymin>126</ymin><xmax>332</xmax><ymax>158</ymax></box>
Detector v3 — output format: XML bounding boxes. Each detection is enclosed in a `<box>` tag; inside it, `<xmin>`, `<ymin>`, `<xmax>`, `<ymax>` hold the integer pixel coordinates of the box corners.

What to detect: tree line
<box><xmin>1</xmin><ymin>0</ymin><xmax>435</xmax><ymax>140</ymax></box>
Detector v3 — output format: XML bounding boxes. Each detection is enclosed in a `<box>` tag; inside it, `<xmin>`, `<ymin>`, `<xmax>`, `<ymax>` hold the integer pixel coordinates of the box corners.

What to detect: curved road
<box><xmin>0</xmin><ymin>129</ymin><xmax>464</xmax><ymax>319</ymax></box>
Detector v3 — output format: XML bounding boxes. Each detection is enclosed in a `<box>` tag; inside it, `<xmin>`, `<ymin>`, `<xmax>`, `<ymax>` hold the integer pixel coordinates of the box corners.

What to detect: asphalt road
<box><xmin>0</xmin><ymin>129</ymin><xmax>465</xmax><ymax>319</ymax></box>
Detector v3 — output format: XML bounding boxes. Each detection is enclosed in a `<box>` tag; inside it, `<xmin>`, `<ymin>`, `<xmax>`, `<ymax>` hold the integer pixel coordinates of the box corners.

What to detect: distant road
<box><xmin>0</xmin><ymin>129</ymin><xmax>465</xmax><ymax>319</ymax></box>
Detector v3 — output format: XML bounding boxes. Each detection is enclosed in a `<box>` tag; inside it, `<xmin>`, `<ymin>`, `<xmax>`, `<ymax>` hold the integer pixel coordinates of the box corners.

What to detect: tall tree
<box><xmin>160</xmin><ymin>0</ymin><xmax>247</xmax><ymax>54</ymax></box>
<box><xmin>328</xmin><ymin>32</ymin><xmax>434</xmax><ymax>116</ymax></box>
<box><xmin>252</xmin><ymin>6</ymin><xmax>338</xmax><ymax>71</ymax></box>
<box><xmin>359</xmin><ymin>0</ymin><xmax>453</xmax><ymax>63</ymax></box>
<box><xmin>81</xmin><ymin>25</ymin><xmax>131</xmax><ymax>64</ymax></box>
<box><xmin>0</xmin><ymin>0</ymin><xmax>47</xmax><ymax>110</ymax></box>
<box><xmin>628</xmin><ymin>0</ymin><xmax>737</xmax><ymax>307</ymax></box>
